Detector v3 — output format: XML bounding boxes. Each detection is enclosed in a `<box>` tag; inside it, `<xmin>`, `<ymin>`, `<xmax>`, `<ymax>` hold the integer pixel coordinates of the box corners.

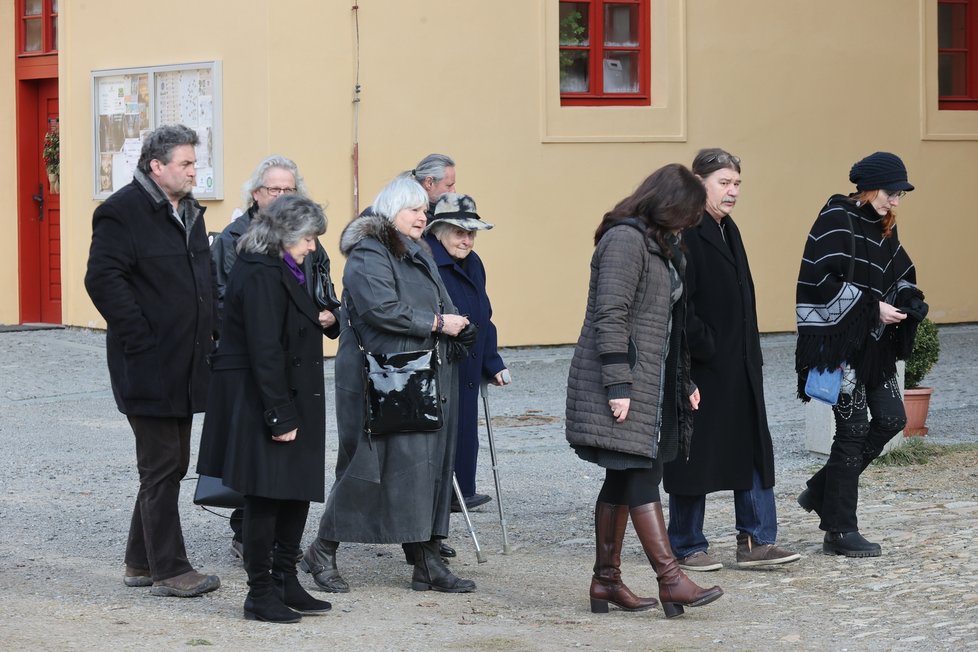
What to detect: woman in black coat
<box><xmin>197</xmin><ymin>195</ymin><xmax>333</xmax><ymax>623</ymax></box>
<box><xmin>423</xmin><ymin>193</ymin><xmax>510</xmax><ymax>511</ymax></box>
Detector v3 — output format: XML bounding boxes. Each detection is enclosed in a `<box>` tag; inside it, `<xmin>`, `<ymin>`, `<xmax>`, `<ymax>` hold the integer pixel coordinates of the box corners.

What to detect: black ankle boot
<box><xmin>243</xmin><ymin>583</ymin><xmax>302</xmax><ymax>624</ymax></box>
<box><xmin>409</xmin><ymin>540</ymin><xmax>476</xmax><ymax>593</ymax></box>
<box><xmin>300</xmin><ymin>539</ymin><xmax>350</xmax><ymax>593</ymax></box>
<box><xmin>403</xmin><ymin>541</ymin><xmax>456</xmax><ymax>564</ymax></box>
<box><xmin>823</xmin><ymin>531</ymin><xmax>881</xmax><ymax>558</ymax></box>
<box><xmin>272</xmin><ymin>572</ymin><xmax>332</xmax><ymax>614</ymax></box>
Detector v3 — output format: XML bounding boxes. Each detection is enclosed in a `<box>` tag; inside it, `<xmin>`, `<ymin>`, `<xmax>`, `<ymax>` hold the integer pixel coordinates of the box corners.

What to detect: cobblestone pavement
<box><xmin>0</xmin><ymin>325</ymin><xmax>975</xmax><ymax>650</ymax></box>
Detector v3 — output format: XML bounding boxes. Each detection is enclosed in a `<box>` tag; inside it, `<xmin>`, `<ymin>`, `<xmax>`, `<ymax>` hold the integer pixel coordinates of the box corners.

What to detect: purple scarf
<box><xmin>283</xmin><ymin>252</ymin><xmax>305</xmax><ymax>285</ymax></box>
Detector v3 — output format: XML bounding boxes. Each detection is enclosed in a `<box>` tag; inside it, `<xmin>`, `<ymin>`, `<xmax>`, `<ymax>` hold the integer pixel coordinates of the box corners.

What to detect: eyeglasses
<box><xmin>882</xmin><ymin>189</ymin><xmax>908</xmax><ymax>201</ymax></box>
<box><xmin>261</xmin><ymin>186</ymin><xmax>297</xmax><ymax>196</ymax></box>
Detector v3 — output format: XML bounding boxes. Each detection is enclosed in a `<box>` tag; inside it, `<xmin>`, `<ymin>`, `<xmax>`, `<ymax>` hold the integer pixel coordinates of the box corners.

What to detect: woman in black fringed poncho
<box><xmin>794</xmin><ymin>152</ymin><xmax>928</xmax><ymax>558</ymax></box>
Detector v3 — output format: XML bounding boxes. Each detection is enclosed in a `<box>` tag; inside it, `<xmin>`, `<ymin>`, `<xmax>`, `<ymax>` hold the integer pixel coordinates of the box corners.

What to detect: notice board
<box><xmin>92</xmin><ymin>61</ymin><xmax>223</xmax><ymax>200</ymax></box>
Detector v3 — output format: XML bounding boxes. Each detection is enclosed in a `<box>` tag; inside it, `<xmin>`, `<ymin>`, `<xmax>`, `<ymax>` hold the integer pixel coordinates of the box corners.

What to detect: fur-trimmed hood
<box><xmin>339</xmin><ymin>213</ymin><xmax>433</xmax><ymax>260</ymax></box>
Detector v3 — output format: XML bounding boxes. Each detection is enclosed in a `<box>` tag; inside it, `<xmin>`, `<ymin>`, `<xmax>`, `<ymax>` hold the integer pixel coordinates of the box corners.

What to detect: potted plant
<box><xmin>903</xmin><ymin>317</ymin><xmax>940</xmax><ymax>436</ymax></box>
<box><xmin>43</xmin><ymin>127</ymin><xmax>59</xmax><ymax>194</ymax></box>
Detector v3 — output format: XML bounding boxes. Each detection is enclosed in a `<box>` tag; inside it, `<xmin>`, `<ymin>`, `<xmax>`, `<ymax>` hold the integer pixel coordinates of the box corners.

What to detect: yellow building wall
<box><xmin>0</xmin><ymin>0</ymin><xmax>18</xmax><ymax>324</ymax></box>
<box><xmin>44</xmin><ymin>1</ymin><xmax>978</xmax><ymax>348</ymax></box>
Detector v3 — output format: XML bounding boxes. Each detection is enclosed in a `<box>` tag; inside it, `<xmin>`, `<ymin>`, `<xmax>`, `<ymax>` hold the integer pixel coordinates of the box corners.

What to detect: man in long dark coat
<box><xmin>85</xmin><ymin>125</ymin><xmax>220</xmax><ymax>597</ymax></box>
<box><xmin>663</xmin><ymin>149</ymin><xmax>800</xmax><ymax>571</ymax></box>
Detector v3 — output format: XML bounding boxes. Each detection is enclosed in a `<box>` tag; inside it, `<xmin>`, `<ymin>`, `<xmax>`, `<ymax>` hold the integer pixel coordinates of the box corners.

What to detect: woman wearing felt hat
<box><xmin>423</xmin><ymin>193</ymin><xmax>511</xmax><ymax>513</ymax></box>
<box><xmin>794</xmin><ymin>152</ymin><xmax>928</xmax><ymax>558</ymax></box>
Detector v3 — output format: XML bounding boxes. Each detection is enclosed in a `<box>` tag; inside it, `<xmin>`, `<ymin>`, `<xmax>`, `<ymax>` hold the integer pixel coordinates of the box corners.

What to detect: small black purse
<box><xmin>193</xmin><ymin>474</ymin><xmax>245</xmax><ymax>509</ymax></box>
<box><xmin>311</xmin><ymin>256</ymin><xmax>340</xmax><ymax>312</ymax></box>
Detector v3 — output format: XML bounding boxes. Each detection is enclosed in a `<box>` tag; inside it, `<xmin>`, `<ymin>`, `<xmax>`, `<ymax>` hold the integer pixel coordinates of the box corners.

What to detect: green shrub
<box><xmin>905</xmin><ymin>317</ymin><xmax>939</xmax><ymax>389</ymax></box>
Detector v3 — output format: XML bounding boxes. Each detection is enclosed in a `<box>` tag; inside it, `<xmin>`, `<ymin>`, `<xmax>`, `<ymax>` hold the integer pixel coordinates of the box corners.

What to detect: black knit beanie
<box><xmin>848</xmin><ymin>151</ymin><xmax>914</xmax><ymax>192</ymax></box>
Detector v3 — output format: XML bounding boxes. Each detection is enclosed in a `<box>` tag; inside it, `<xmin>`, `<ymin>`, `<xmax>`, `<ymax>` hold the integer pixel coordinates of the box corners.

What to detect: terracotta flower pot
<box><xmin>48</xmin><ymin>172</ymin><xmax>60</xmax><ymax>194</ymax></box>
<box><xmin>903</xmin><ymin>387</ymin><xmax>933</xmax><ymax>436</ymax></box>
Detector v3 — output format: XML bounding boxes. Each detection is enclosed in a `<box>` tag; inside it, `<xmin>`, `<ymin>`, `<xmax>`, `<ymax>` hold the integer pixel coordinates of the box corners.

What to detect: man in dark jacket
<box><xmin>85</xmin><ymin>124</ymin><xmax>220</xmax><ymax>597</ymax></box>
<box><xmin>663</xmin><ymin>149</ymin><xmax>799</xmax><ymax>571</ymax></box>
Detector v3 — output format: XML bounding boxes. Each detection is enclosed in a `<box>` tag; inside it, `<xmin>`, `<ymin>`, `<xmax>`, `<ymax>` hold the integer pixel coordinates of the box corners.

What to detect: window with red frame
<box><xmin>938</xmin><ymin>0</ymin><xmax>978</xmax><ymax>110</ymax></box>
<box><xmin>559</xmin><ymin>0</ymin><xmax>650</xmax><ymax>106</ymax></box>
<box><xmin>19</xmin><ymin>0</ymin><xmax>58</xmax><ymax>55</ymax></box>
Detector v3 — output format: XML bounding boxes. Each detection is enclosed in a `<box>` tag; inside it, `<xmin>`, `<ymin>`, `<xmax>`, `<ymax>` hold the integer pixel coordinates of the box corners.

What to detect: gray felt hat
<box><xmin>426</xmin><ymin>193</ymin><xmax>494</xmax><ymax>232</ymax></box>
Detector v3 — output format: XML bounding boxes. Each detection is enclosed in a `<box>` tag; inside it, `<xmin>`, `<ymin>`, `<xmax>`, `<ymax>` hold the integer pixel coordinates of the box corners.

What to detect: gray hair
<box><xmin>136</xmin><ymin>124</ymin><xmax>199</xmax><ymax>174</ymax></box>
<box><xmin>371</xmin><ymin>176</ymin><xmax>428</xmax><ymax>222</ymax></box>
<box><xmin>241</xmin><ymin>154</ymin><xmax>309</xmax><ymax>207</ymax></box>
<box><xmin>691</xmin><ymin>148</ymin><xmax>742</xmax><ymax>178</ymax></box>
<box><xmin>410</xmin><ymin>153</ymin><xmax>455</xmax><ymax>185</ymax></box>
<box><xmin>427</xmin><ymin>221</ymin><xmax>458</xmax><ymax>239</ymax></box>
<box><xmin>237</xmin><ymin>194</ymin><xmax>326</xmax><ymax>256</ymax></box>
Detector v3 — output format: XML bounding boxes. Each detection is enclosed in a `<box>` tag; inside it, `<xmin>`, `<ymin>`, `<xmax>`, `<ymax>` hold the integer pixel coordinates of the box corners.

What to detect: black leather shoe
<box><xmin>823</xmin><ymin>531</ymin><xmax>881</xmax><ymax>558</ymax></box>
<box><xmin>451</xmin><ymin>493</ymin><xmax>492</xmax><ymax>513</ymax></box>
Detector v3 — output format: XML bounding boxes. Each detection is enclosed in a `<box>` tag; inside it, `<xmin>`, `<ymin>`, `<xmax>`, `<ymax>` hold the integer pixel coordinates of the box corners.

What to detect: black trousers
<box><xmin>243</xmin><ymin>496</ymin><xmax>310</xmax><ymax>590</ymax></box>
<box><xmin>124</xmin><ymin>415</ymin><xmax>194</xmax><ymax>581</ymax></box>
<box><xmin>806</xmin><ymin>374</ymin><xmax>907</xmax><ymax>532</ymax></box>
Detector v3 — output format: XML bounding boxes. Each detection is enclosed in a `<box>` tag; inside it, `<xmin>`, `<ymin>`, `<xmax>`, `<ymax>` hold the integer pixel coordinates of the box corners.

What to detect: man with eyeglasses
<box><xmin>662</xmin><ymin>148</ymin><xmax>801</xmax><ymax>572</ymax></box>
<box><xmin>210</xmin><ymin>154</ymin><xmax>340</xmax><ymax>560</ymax></box>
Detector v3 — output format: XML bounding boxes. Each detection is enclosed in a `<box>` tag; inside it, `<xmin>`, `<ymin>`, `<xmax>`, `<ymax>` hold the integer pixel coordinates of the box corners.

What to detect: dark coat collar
<box><xmin>238</xmin><ymin>252</ymin><xmax>321</xmax><ymax>325</ymax></box>
<box><xmin>695</xmin><ymin>211</ymin><xmax>736</xmax><ymax>264</ymax></box>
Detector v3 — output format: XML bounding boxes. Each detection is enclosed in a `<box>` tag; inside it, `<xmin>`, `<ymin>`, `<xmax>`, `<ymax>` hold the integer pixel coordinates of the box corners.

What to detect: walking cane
<box><xmin>453</xmin><ymin>473</ymin><xmax>487</xmax><ymax>563</ymax></box>
<box><xmin>481</xmin><ymin>383</ymin><xmax>512</xmax><ymax>554</ymax></box>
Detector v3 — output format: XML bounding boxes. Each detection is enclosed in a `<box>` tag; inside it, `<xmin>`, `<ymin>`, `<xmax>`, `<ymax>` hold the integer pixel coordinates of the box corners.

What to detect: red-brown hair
<box><xmin>853</xmin><ymin>190</ymin><xmax>896</xmax><ymax>239</ymax></box>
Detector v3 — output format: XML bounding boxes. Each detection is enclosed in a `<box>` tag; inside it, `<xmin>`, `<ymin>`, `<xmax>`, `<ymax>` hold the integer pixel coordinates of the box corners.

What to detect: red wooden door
<box><xmin>18</xmin><ymin>77</ymin><xmax>61</xmax><ymax>324</ymax></box>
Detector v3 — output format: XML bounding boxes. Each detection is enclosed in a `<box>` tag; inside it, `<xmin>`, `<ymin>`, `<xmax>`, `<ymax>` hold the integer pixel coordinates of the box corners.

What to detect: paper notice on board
<box><xmin>112</xmin><ymin>152</ymin><xmax>131</xmax><ymax>190</ymax></box>
<box><xmin>195</xmin><ymin>167</ymin><xmax>215</xmax><ymax>195</ymax></box>
<box><xmin>99</xmin><ymin>80</ymin><xmax>126</xmax><ymax>115</ymax></box>
<box><xmin>198</xmin><ymin>96</ymin><xmax>213</xmax><ymax>132</ymax></box>
<box><xmin>121</xmin><ymin>138</ymin><xmax>142</xmax><ymax>172</ymax></box>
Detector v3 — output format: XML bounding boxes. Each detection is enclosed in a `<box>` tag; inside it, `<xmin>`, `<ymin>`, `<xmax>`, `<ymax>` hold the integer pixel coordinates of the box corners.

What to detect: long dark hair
<box><xmin>594</xmin><ymin>163</ymin><xmax>705</xmax><ymax>255</ymax></box>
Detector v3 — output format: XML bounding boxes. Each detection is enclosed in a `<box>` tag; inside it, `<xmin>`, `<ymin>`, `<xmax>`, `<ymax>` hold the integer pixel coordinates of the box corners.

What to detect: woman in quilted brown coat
<box><xmin>566</xmin><ymin>164</ymin><xmax>724</xmax><ymax>619</ymax></box>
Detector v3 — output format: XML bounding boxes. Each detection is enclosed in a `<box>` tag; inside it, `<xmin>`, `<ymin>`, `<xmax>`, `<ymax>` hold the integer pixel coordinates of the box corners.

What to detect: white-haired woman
<box><xmin>197</xmin><ymin>194</ymin><xmax>333</xmax><ymax>623</ymax></box>
<box><xmin>302</xmin><ymin>177</ymin><xmax>476</xmax><ymax>594</ymax></box>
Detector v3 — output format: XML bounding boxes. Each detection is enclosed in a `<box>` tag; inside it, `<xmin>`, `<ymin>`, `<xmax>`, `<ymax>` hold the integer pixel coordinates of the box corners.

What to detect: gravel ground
<box><xmin>0</xmin><ymin>325</ymin><xmax>976</xmax><ymax>650</ymax></box>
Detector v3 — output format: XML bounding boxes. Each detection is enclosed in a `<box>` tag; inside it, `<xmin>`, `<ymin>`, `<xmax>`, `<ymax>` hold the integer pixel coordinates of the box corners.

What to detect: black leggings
<box><xmin>597</xmin><ymin>456</ymin><xmax>663</xmax><ymax>507</ymax></box>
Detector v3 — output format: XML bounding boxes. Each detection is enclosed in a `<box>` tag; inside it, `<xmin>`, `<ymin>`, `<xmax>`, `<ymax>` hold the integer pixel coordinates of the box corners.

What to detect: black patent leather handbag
<box><xmin>344</xmin><ymin>297</ymin><xmax>443</xmax><ymax>436</ymax></box>
<box><xmin>362</xmin><ymin>347</ymin><xmax>443</xmax><ymax>435</ymax></box>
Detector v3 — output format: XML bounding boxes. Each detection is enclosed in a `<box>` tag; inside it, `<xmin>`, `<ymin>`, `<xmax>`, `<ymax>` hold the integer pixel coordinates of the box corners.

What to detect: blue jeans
<box><xmin>667</xmin><ymin>467</ymin><xmax>778</xmax><ymax>558</ymax></box>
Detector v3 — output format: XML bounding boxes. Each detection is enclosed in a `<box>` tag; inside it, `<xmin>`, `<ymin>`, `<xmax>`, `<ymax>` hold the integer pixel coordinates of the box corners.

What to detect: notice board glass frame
<box><xmin>91</xmin><ymin>61</ymin><xmax>223</xmax><ymax>200</ymax></box>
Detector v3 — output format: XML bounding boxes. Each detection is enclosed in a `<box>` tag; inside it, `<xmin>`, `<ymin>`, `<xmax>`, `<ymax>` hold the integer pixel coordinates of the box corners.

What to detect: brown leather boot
<box><xmin>630</xmin><ymin>502</ymin><xmax>723</xmax><ymax>618</ymax></box>
<box><xmin>590</xmin><ymin>501</ymin><xmax>659</xmax><ymax>613</ymax></box>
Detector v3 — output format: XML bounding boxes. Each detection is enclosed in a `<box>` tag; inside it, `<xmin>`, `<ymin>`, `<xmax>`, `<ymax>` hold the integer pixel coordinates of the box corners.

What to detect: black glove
<box><xmin>447</xmin><ymin>323</ymin><xmax>478</xmax><ymax>363</ymax></box>
<box><xmin>895</xmin><ymin>286</ymin><xmax>928</xmax><ymax>322</ymax></box>
<box><xmin>901</xmin><ymin>297</ymin><xmax>929</xmax><ymax>322</ymax></box>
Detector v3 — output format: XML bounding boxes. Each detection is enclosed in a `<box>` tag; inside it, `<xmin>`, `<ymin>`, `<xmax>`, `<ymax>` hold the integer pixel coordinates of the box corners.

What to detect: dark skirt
<box><xmin>573</xmin><ymin>445</ymin><xmax>656</xmax><ymax>471</ymax></box>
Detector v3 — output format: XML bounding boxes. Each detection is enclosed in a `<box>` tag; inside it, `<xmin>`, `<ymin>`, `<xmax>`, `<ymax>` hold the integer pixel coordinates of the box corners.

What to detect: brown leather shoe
<box><xmin>735</xmin><ymin>534</ymin><xmax>801</xmax><ymax>568</ymax></box>
<box><xmin>123</xmin><ymin>566</ymin><xmax>152</xmax><ymax>587</ymax></box>
<box><xmin>150</xmin><ymin>570</ymin><xmax>220</xmax><ymax>597</ymax></box>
